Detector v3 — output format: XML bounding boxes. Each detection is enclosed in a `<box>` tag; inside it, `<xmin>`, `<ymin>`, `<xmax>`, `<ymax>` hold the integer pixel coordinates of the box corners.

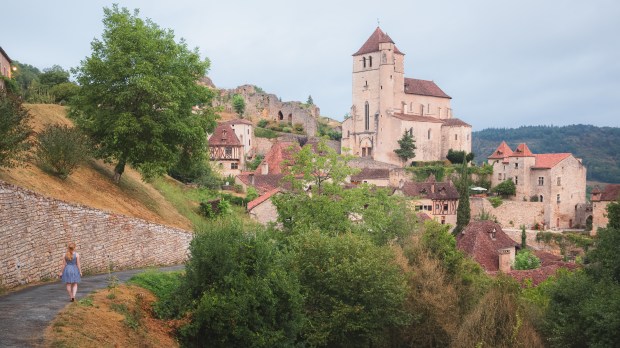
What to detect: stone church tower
<box><xmin>341</xmin><ymin>27</ymin><xmax>472</xmax><ymax>166</ymax></box>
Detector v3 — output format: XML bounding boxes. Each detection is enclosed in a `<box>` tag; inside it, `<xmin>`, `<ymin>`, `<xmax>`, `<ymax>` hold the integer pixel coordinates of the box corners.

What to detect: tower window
<box><xmin>455</xmin><ymin>134</ymin><xmax>458</xmax><ymax>141</ymax></box>
<box><xmin>369</xmin><ymin>56</ymin><xmax>372</xmax><ymax>67</ymax></box>
<box><xmin>538</xmin><ymin>177</ymin><xmax>544</xmax><ymax>186</ymax></box>
<box><xmin>363</xmin><ymin>57</ymin><xmax>366</xmax><ymax>68</ymax></box>
<box><xmin>427</xmin><ymin>129</ymin><xmax>431</xmax><ymax>140</ymax></box>
<box><xmin>364</xmin><ymin>102</ymin><xmax>370</xmax><ymax>131</ymax></box>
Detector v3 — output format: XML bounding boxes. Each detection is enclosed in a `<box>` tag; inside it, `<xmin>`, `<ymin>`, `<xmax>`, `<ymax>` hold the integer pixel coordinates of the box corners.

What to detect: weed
<box><xmin>78</xmin><ymin>296</ymin><xmax>94</xmax><ymax>307</ymax></box>
<box><xmin>106</xmin><ymin>292</ymin><xmax>116</xmax><ymax>300</ymax></box>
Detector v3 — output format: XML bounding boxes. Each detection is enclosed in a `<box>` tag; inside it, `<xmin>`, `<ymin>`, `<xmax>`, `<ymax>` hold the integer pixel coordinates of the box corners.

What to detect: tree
<box><xmin>70</xmin><ymin>5</ymin><xmax>215</xmax><ymax>182</ymax></box>
<box><xmin>306</xmin><ymin>95</ymin><xmax>313</xmax><ymax>105</ymax></box>
<box><xmin>12</xmin><ymin>61</ymin><xmax>41</xmax><ymax>97</ymax></box>
<box><xmin>232</xmin><ymin>94</ymin><xmax>245</xmax><ymax>117</ymax></box>
<box><xmin>35</xmin><ymin>124</ymin><xmax>91</xmax><ymax>179</ymax></box>
<box><xmin>39</xmin><ymin>65</ymin><xmax>70</xmax><ymax>87</ymax></box>
<box><xmin>446</xmin><ymin>149</ymin><xmax>474</xmax><ymax>164</ymax></box>
<box><xmin>493</xmin><ymin>179</ymin><xmax>516</xmax><ymax>197</ymax></box>
<box><xmin>394</xmin><ymin>131</ymin><xmax>416</xmax><ymax>166</ymax></box>
<box><xmin>521</xmin><ymin>224</ymin><xmax>527</xmax><ymax>249</ymax></box>
<box><xmin>0</xmin><ymin>92</ymin><xmax>33</xmax><ymax>168</ymax></box>
<box><xmin>49</xmin><ymin>82</ymin><xmax>80</xmax><ymax>104</ymax></box>
<box><xmin>454</xmin><ymin>161</ymin><xmax>471</xmax><ymax>234</ymax></box>
<box><xmin>513</xmin><ymin>250</ymin><xmax>541</xmax><ymax>270</ymax></box>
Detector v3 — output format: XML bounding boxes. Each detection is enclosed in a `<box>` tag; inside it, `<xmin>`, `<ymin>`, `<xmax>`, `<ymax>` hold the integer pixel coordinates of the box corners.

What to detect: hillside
<box><xmin>472</xmin><ymin>125</ymin><xmax>620</xmax><ymax>183</ymax></box>
<box><xmin>0</xmin><ymin>104</ymin><xmax>192</xmax><ymax>230</ymax></box>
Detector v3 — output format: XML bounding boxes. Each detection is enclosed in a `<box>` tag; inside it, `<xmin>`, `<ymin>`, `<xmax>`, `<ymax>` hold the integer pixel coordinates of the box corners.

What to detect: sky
<box><xmin>2</xmin><ymin>0</ymin><xmax>619</xmax><ymax>130</ymax></box>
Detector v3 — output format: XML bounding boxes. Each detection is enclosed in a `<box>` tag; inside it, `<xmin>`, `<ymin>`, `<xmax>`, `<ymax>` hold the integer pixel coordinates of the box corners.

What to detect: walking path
<box><xmin>0</xmin><ymin>265</ymin><xmax>183</xmax><ymax>348</ymax></box>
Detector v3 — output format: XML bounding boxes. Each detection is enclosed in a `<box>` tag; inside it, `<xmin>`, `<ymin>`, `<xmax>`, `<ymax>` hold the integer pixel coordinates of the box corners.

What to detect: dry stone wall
<box><xmin>0</xmin><ymin>181</ymin><xmax>192</xmax><ymax>289</ymax></box>
<box><xmin>471</xmin><ymin>197</ymin><xmax>545</xmax><ymax>229</ymax></box>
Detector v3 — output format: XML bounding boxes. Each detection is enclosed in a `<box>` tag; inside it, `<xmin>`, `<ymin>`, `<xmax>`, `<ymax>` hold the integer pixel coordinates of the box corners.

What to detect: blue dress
<box><xmin>61</xmin><ymin>252</ymin><xmax>81</xmax><ymax>283</ymax></box>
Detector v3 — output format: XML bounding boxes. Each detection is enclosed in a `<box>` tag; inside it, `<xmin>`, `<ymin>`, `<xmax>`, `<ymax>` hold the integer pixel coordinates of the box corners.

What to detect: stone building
<box><xmin>247</xmin><ymin>188</ymin><xmax>281</xmax><ymax>225</ymax></box>
<box><xmin>341</xmin><ymin>27</ymin><xmax>471</xmax><ymax>166</ymax></box>
<box><xmin>456</xmin><ymin>221</ymin><xmax>518</xmax><ymax>273</ymax></box>
<box><xmin>393</xmin><ymin>176</ymin><xmax>459</xmax><ymax>226</ymax></box>
<box><xmin>222</xmin><ymin>119</ymin><xmax>255</xmax><ymax>159</ymax></box>
<box><xmin>214</xmin><ymin>84</ymin><xmax>319</xmax><ymax>136</ymax></box>
<box><xmin>208</xmin><ymin>123</ymin><xmax>245</xmax><ymax>177</ymax></box>
<box><xmin>488</xmin><ymin>141</ymin><xmax>587</xmax><ymax>229</ymax></box>
<box><xmin>591</xmin><ymin>184</ymin><xmax>620</xmax><ymax>232</ymax></box>
<box><xmin>0</xmin><ymin>46</ymin><xmax>12</xmax><ymax>90</ymax></box>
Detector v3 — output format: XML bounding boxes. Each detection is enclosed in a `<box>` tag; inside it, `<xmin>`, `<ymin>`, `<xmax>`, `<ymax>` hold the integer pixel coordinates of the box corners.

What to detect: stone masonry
<box><xmin>0</xmin><ymin>181</ymin><xmax>192</xmax><ymax>289</ymax></box>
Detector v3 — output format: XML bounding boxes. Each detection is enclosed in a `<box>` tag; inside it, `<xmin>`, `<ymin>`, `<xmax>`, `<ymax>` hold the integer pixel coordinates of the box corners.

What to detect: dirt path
<box><xmin>0</xmin><ymin>265</ymin><xmax>183</xmax><ymax>348</ymax></box>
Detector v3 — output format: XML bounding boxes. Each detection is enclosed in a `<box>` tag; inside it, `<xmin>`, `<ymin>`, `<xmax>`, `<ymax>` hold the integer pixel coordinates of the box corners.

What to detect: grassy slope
<box><xmin>0</xmin><ymin>104</ymin><xmax>192</xmax><ymax>230</ymax></box>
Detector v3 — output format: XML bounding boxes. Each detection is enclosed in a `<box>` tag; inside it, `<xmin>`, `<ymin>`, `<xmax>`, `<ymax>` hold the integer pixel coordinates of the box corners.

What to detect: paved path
<box><xmin>0</xmin><ymin>265</ymin><xmax>183</xmax><ymax>348</ymax></box>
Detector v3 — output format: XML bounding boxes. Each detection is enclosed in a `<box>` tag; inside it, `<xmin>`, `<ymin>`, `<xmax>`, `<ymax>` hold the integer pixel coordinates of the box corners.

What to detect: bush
<box><xmin>293</xmin><ymin>123</ymin><xmax>304</xmax><ymax>133</ymax></box>
<box><xmin>0</xmin><ymin>92</ymin><xmax>33</xmax><ymax>168</ymax></box>
<box><xmin>129</xmin><ymin>270</ymin><xmax>183</xmax><ymax>319</ymax></box>
<box><xmin>247</xmin><ymin>154</ymin><xmax>264</xmax><ymax>171</ymax></box>
<box><xmin>198</xmin><ymin>198</ymin><xmax>231</xmax><ymax>218</ymax></box>
<box><xmin>255</xmin><ymin>127</ymin><xmax>278</xmax><ymax>139</ymax></box>
<box><xmin>282</xmin><ymin>126</ymin><xmax>292</xmax><ymax>133</ymax></box>
<box><xmin>488</xmin><ymin>196</ymin><xmax>503</xmax><ymax>208</ymax></box>
<box><xmin>257</xmin><ymin>119</ymin><xmax>268</xmax><ymax>128</ymax></box>
<box><xmin>246</xmin><ymin>187</ymin><xmax>259</xmax><ymax>202</ymax></box>
<box><xmin>513</xmin><ymin>250</ymin><xmax>541</xmax><ymax>270</ymax></box>
<box><xmin>49</xmin><ymin>82</ymin><xmax>79</xmax><ymax>104</ymax></box>
<box><xmin>530</xmin><ymin>195</ymin><xmax>539</xmax><ymax>202</ymax></box>
<box><xmin>492</xmin><ymin>179</ymin><xmax>516</xmax><ymax>197</ymax></box>
<box><xmin>35</xmin><ymin>124</ymin><xmax>91</xmax><ymax>179</ymax></box>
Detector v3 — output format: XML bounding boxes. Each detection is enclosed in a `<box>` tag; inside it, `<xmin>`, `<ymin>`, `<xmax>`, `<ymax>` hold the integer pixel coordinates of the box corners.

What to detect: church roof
<box><xmin>208</xmin><ymin>124</ymin><xmax>242</xmax><ymax>146</ymax></box>
<box><xmin>392</xmin><ymin>113</ymin><xmax>444</xmax><ymax>123</ymax></box>
<box><xmin>488</xmin><ymin>141</ymin><xmax>513</xmax><ymax>159</ymax></box>
<box><xmin>353</xmin><ymin>27</ymin><xmax>404</xmax><ymax>56</ymax></box>
<box><xmin>442</xmin><ymin>118</ymin><xmax>471</xmax><ymax>127</ymax></box>
<box><xmin>404</xmin><ymin>78</ymin><xmax>451</xmax><ymax>99</ymax></box>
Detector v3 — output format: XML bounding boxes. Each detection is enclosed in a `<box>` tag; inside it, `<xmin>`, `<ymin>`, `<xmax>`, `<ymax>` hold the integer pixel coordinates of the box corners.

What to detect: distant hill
<box><xmin>472</xmin><ymin>125</ymin><xmax>620</xmax><ymax>184</ymax></box>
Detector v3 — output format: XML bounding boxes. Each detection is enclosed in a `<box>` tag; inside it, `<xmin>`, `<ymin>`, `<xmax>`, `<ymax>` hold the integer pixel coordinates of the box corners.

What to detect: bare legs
<box><xmin>65</xmin><ymin>283</ymin><xmax>78</xmax><ymax>301</ymax></box>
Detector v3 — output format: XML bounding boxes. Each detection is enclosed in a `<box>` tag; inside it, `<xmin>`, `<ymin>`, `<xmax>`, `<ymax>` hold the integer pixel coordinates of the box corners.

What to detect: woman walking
<box><xmin>58</xmin><ymin>242</ymin><xmax>82</xmax><ymax>302</ymax></box>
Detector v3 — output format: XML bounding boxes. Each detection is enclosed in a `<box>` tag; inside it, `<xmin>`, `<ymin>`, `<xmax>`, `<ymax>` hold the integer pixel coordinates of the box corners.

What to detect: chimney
<box><xmin>249</xmin><ymin>173</ymin><xmax>255</xmax><ymax>185</ymax></box>
<box><xmin>498</xmin><ymin>248</ymin><xmax>512</xmax><ymax>273</ymax></box>
<box><xmin>261</xmin><ymin>162</ymin><xmax>269</xmax><ymax>175</ymax></box>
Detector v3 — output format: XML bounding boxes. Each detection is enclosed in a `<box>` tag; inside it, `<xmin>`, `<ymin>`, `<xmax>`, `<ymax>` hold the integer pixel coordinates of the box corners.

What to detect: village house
<box><xmin>0</xmin><ymin>46</ymin><xmax>13</xmax><ymax>90</ymax></box>
<box><xmin>235</xmin><ymin>141</ymin><xmax>299</xmax><ymax>194</ymax></box>
<box><xmin>488</xmin><ymin>141</ymin><xmax>587</xmax><ymax>229</ymax></box>
<box><xmin>222</xmin><ymin>119</ymin><xmax>255</xmax><ymax>159</ymax></box>
<box><xmin>591</xmin><ymin>184</ymin><xmax>620</xmax><ymax>233</ymax></box>
<box><xmin>208</xmin><ymin>123</ymin><xmax>245</xmax><ymax>177</ymax></box>
<box><xmin>247</xmin><ymin>188</ymin><xmax>281</xmax><ymax>225</ymax></box>
<box><xmin>393</xmin><ymin>176</ymin><xmax>459</xmax><ymax>226</ymax></box>
<box><xmin>341</xmin><ymin>27</ymin><xmax>471</xmax><ymax>166</ymax></box>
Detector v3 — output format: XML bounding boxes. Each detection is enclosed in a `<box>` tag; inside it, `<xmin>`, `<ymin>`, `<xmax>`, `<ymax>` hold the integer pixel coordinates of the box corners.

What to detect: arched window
<box><xmin>362</xmin><ymin>57</ymin><xmax>366</xmax><ymax>68</ymax></box>
<box><xmin>364</xmin><ymin>102</ymin><xmax>370</xmax><ymax>130</ymax></box>
<box><xmin>539</xmin><ymin>195</ymin><xmax>544</xmax><ymax>202</ymax></box>
<box><xmin>427</xmin><ymin>129</ymin><xmax>431</xmax><ymax>140</ymax></box>
<box><xmin>369</xmin><ymin>56</ymin><xmax>372</xmax><ymax>67</ymax></box>
<box><xmin>278</xmin><ymin>111</ymin><xmax>284</xmax><ymax>121</ymax></box>
<box><xmin>409</xmin><ymin>127</ymin><xmax>413</xmax><ymax>136</ymax></box>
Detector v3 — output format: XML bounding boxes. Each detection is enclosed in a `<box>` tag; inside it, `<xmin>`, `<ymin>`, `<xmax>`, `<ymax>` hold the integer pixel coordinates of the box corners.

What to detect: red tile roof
<box><xmin>255</xmin><ymin>141</ymin><xmax>300</xmax><ymax>175</ymax></box>
<box><xmin>456</xmin><ymin>221</ymin><xmax>519</xmax><ymax>272</ymax></box>
<box><xmin>353</xmin><ymin>27</ymin><xmax>404</xmax><ymax>56</ymax></box>
<box><xmin>351</xmin><ymin>168</ymin><xmax>390</xmax><ymax>181</ymax></box>
<box><xmin>488</xmin><ymin>141</ymin><xmax>513</xmax><ymax>159</ymax></box>
<box><xmin>598</xmin><ymin>184</ymin><xmax>620</xmax><ymax>202</ymax></box>
<box><xmin>237</xmin><ymin>173</ymin><xmax>289</xmax><ymax>195</ymax></box>
<box><xmin>392</xmin><ymin>113</ymin><xmax>445</xmax><ymax>123</ymax></box>
<box><xmin>442</xmin><ymin>118</ymin><xmax>471</xmax><ymax>127</ymax></box>
<box><xmin>532</xmin><ymin>153</ymin><xmax>571</xmax><ymax>169</ymax></box>
<box><xmin>247</xmin><ymin>188</ymin><xmax>280</xmax><ymax>211</ymax></box>
<box><xmin>208</xmin><ymin>124</ymin><xmax>242</xmax><ymax>146</ymax></box>
<box><xmin>397</xmin><ymin>180</ymin><xmax>459</xmax><ymax>200</ymax></box>
<box><xmin>404</xmin><ymin>78</ymin><xmax>451</xmax><ymax>99</ymax></box>
<box><xmin>223</xmin><ymin>119</ymin><xmax>253</xmax><ymax>126</ymax></box>
<box><xmin>508</xmin><ymin>262</ymin><xmax>579</xmax><ymax>286</ymax></box>
<box><xmin>511</xmin><ymin>143</ymin><xmax>534</xmax><ymax>157</ymax></box>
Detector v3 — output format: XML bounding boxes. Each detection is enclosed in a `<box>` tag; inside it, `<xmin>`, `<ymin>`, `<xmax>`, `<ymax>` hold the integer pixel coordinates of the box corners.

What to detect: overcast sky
<box><xmin>2</xmin><ymin>0</ymin><xmax>619</xmax><ymax>130</ymax></box>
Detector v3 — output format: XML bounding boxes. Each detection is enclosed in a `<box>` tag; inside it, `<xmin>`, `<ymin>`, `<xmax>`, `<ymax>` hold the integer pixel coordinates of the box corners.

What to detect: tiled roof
<box><xmin>599</xmin><ymin>184</ymin><xmax>620</xmax><ymax>202</ymax></box>
<box><xmin>223</xmin><ymin>119</ymin><xmax>253</xmax><ymax>126</ymax></box>
<box><xmin>0</xmin><ymin>46</ymin><xmax>11</xmax><ymax>63</ymax></box>
<box><xmin>353</xmin><ymin>27</ymin><xmax>404</xmax><ymax>56</ymax></box>
<box><xmin>532</xmin><ymin>153</ymin><xmax>571</xmax><ymax>169</ymax></box>
<box><xmin>397</xmin><ymin>180</ymin><xmax>459</xmax><ymax>200</ymax></box>
<box><xmin>456</xmin><ymin>221</ymin><xmax>519</xmax><ymax>272</ymax></box>
<box><xmin>247</xmin><ymin>188</ymin><xmax>280</xmax><ymax>211</ymax></box>
<box><xmin>392</xmin><ymin>113</ymin><xmax>445</xmax><ymax>123</ymax></box>
<box><xmin>508</xmin><ymin>261</ymin><xmax>579</xmax><ymax>286</ymax></box>
<box><xmin>404</xmin><ymin>78</ymin><xmax>451</xmax><ymax>99</ymax></box>
<box><xmin>442</xmin><ymin>118</ymin><xmax>471</xmax><ymax>127</ymax></box>
<box><xmin>208</xmin><ymin>124</ymin><xmax>242</xmax><ymax>146</ymax></box>
<box><xmin>511</xmin><ymin>143</ymin><xmax>534</xmax><ymax>157</ymax></box>
<box><xmin>417</xmin><ymin>212</ymin><xmax>432</xmax><ymax>222</ymax></box>
<box><xmin>488</xmin><ymin>141</ymin><xmax>513</xmax><ymax>159</ymax></box>
<box><xmin>237</xmin><ymin>173</ymin><xmax>288</xmax><ymax>195</ymax></box>
<box><xmin>255</xmin><ymin>141</ymin><xmax>300</xmax><ymax>175</ymax></box>
<box><xmin>351</xmin><ymin>168</ymin><xmax>390</xmax><ymax>181</ymax></box>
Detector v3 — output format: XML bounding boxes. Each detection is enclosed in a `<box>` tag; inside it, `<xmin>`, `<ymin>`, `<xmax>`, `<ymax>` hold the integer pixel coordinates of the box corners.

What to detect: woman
<box><xmin>58</xmin><ymin>242</ymin><xmax>82</xmax><ymax>302</ymax></box>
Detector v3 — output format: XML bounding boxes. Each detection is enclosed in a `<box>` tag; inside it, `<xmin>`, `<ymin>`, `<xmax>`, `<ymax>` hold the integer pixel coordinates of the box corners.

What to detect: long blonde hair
<box><xmin>65</xmin><ymin>242</ymin><xmax>76</xmax><ymax>261</ymax></box>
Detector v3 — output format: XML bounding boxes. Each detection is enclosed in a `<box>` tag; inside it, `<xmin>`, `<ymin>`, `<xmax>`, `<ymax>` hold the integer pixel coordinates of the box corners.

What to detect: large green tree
<box><xmin>39</xmin><ymin>65</ymin><xmax>70</xmax><ymax>87</ymax></box>
<box><xmin>0</xmin><ymin>92</ymin><xmax>33</xmax><ymax>168</ymax></box>
<box><xmin>394</xmin><ymin>131</ymin><xmax>416</xmax><ymax>166</ymax></box>
<box><xmin>70</xmin><ymin>5</ymin><xmax>216</xmax><ymax>182</ymax></box>
<box><xmin>454</xmin><ymin>161</ymin><xmax>471</xmax><ymax>234</ymax></box>
<box><xmin>232</xmin><ymin>94</ymin><xmax>245</xmax><ymax>117</ymax></box>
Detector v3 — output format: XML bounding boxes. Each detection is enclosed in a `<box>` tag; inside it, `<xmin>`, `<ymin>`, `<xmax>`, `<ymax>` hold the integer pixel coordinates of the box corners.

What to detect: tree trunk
<box><xmin>113</xmin><ymin>158</ymin><xmax>126</xmax><ymax>184</ymax></box>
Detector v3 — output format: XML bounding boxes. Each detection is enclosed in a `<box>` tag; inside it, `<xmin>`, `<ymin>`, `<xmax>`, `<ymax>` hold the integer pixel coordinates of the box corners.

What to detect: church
<box><xmin>341</xmin><ymin>27</ymin><xmax>472</xmax><ymax>166</ymax></box>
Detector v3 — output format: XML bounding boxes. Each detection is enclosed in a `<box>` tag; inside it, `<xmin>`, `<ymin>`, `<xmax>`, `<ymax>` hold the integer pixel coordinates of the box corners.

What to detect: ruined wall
<box><xmin>214</xmin><ymin>85</ymin><xmax>319</xmax><ymax>136</ymax></box>
<box><xmin>470</xmin><ymin>197</ymin><xmax>545</xmax><ymax>229</ymax></box>
<box><xmin>0</xmin><ymin>181</ymin><xmax>192</xmax><ymax>289</ymax></box>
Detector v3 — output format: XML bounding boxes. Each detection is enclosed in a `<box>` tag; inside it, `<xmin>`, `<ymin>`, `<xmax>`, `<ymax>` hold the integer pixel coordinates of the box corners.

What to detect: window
<box><xmin>364</xmin><ymin>102</ymin><xmax>370</xmax><ymax>130</ymax></box>
<box><xmin>443</xmin><ymin>203</ymin><xmax>448</xmax><ymax>211</ymax></box>
<box><xmin>455</xmin><ymin>134</ymin><xmax>458</xmax><ymax>141</ymax></box>
<box><xmin>363</xmin><ymin>57</ymin><xmax>366</xmax><ymax>68</ymax></box>
<box><xmin>427</xmin><ymin>129</ymin><xmax>431</xmax><ymax>140</ymax></box>
<box><xmin>409</xmin><ymin>127</ymin><xmax>413</xmax><ymax>136</ymax></box>
<box><xmin>557</xmin><ymin>194</ymin><xmax>561</xmax><ymax>203</ymax></box>
<box><xmin>368</xmin><ymin>56</ymin><xmax>372</xmax><ymax>67</ymax></box>
<box><xmin>498</xmin><ymin>173</ymin><xmax>502</xmax><ymax>180</ymax></box>
<box><xmin>225</xmin><ymin>146</ymin><xmax>232</xmax><ymax>156</ymax></box>
<box><xmin>435</xmin><ymin>204</ymin><xmax>440</xmax><ymax>211</ymax></box>
<box><xmin>514</xmin><ymin>163</ymin><xmax>519</xmax><ymax>169</ymax></box>
<box><xmin>557</xmin><ymin>177</ymin><xmax>561</xmax><ymax>186</ymax></box>
<box><xmin>467</xmin><ymin>134</ymin><xmax>470</xmax><ymax>141</ymax></box>
<box><xmin>231</xmin><ymin>163</ymin><xmax>238</xmax><ymax>170</ymax></box>
<box><xmin>441</xmin><ymin>216</ymin><xmax>446</xmax><ymax>224</ymax></box>
<box><xmin>539</xmin><ymin>195</ymin><xmax>544</xmax><ymax>202</ymax></box>
<box><xmin>538</xmin><ymin>177</ymin><xmax>544</xmax><ymax>186</ymax></box>
<box><xmin>515</xmin><ymin>176</ymin><xmax>518</xmax><ymax>185</ymax></box>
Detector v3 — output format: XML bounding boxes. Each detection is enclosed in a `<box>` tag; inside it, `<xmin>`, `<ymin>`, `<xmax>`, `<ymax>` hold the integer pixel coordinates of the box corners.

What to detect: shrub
<box><xmin>475</xmin><ymin>208</ymin><xmax>497</xmax><ymax>221</ymax></box>
<box><xmin>530</xmin><ymin>195</ymin><xmax>539</xmax><ymax>202</ymax></box>
<box><xmin>255</xmin><ymin>127</ymin><xmax>278</xmax><ymax>139</ymax></box>
<box><xmin>35</xmin><ymin>124</ymin><xmax>91</xmax><ymax>179</ymax></box>
<box><xmin>513</xmin><ymin>250</ymin><xmax>541</xmax><ymax>270</ymax></box>
<box><xmin>257</xmin><ymin>119</ymin><xmax>268</xmax><ymax>128</ymax></box>
<box><xmin>49</xmin><ymin>82</ymin><xmax>79</xmax><ymax>104</ymax></box>
<box><xmin>198</xmin><ymin>198</ymin><xmax>231</xmax><ymax>218</ymax></box>
<box><xmin>247</xmin><ymin>154</ymin><xmax>264</xmax><ymax>171</ymax></box>
<box><xmin>0</xmin><ymin>92</ymin><xmax>33</xmax><ymax>168</ymax></box>
<box><xmin>293</xmin><ymin>123</ymin><xmax>304</xmax><ymax>133</ymax></box>
<box><xmin>488</xmin><ymin>196</ymin><xmax>503</xmax><ymax>208</ymax></box>
<box><xmin>282</xmin><ymin>126</ymin><xmax>292</xmax><ymax>133</ymax></box>
<box><xmin>492</xmin><ymin>179</ymin><xmax>516</xmax><ymax>197</ymax></box>
<box><xmin>246</xmin><ymin>187</ymin><xmax>259</xmax><ymax>202</ymax></box>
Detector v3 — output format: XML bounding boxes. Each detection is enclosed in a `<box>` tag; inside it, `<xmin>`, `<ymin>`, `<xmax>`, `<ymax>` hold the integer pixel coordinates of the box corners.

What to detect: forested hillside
<box><xmin>472</xmin><ymin>125</ymin><xmax>620</xmax><ymax>183</ymax></box>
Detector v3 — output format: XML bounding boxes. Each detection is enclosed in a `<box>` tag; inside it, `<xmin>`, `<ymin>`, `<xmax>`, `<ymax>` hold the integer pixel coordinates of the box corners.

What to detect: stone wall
<box><xmin>0</xmin><ymin>181</ymin><xmax>192</xmax><ymax>289</ymax></box>
<box><xmin>471</xmin><ymin>197</ymin><xmax>545</xmax><ymax>229</ymax></box>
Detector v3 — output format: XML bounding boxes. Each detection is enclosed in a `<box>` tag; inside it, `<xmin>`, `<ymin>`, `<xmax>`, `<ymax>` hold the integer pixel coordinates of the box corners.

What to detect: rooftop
<box><xmin>208</xmin><ymin>124</ymin><xmax>242</xmax><ymax>146</ymax></box>
<box><xmin>353</xmin><ymin>27</ymin><xmax>404</xmax><ymax>56</ymax></box>
<box><xmin>456</xmin><ymin>221</ymin><xmax>519</xmax><ymax>272</ymax></box>
<box><xmin>404</xmin><ymin>78</ymin><xmax>451</xmax><ymax>99</ymax></box>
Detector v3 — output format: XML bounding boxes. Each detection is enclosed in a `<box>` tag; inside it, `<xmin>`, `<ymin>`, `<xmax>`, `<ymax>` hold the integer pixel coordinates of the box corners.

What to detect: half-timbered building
<box><xmin>393</xmin><ymin>175</ymin><xmax>459</xmax><ymax>227</ymax></box>
<box><xmin>208</xmin><ymin>124</ymin><xmax>244</xmax><ymax>177</ymax></box>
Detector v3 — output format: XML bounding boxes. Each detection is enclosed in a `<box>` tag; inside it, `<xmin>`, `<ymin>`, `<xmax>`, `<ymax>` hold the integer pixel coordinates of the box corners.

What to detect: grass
<box><xmin>151</xmin><ymin>177</ymin><xmax>216</xmax><ymax>229</ymax></box>
<box><xmin>129</xmin><ymin>270</ymin><xmax>184</xmax><ymax>319</ymax></box>
<box><xmin>255</xmin><ymin>127</ymin><xmax>278</xmax><ymax>139</ymax></box>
